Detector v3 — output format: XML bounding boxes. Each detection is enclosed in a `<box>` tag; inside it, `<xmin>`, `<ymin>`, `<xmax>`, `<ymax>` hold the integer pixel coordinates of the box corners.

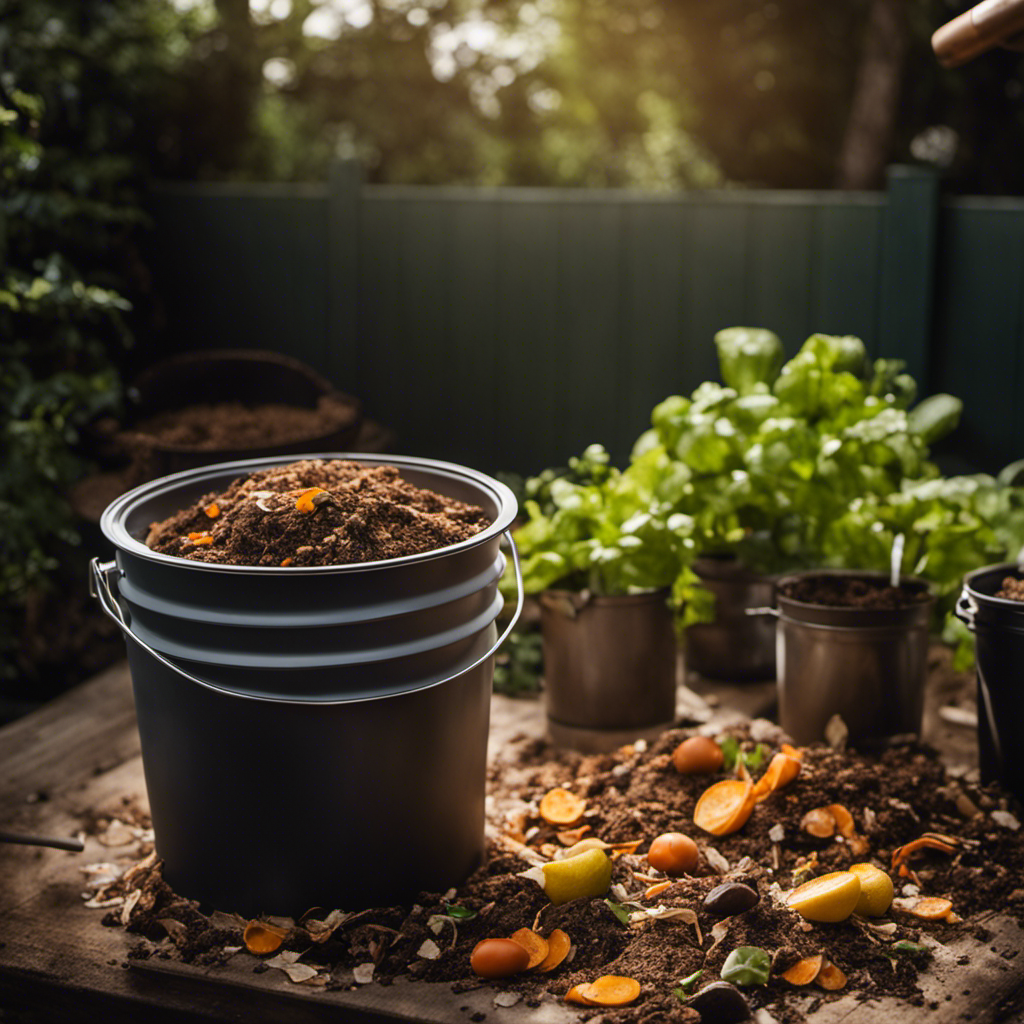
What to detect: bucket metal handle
<box><xmin>89</xmin><ymin>531</ymin><xmax>524</xmax><ymax>702</ymax></box>
<box><xmin>744</xmin><ymin>606</ymin><xmax>780</xmax><ymax>617</ymax></box>
<box><xmin>955</xmin><ymin>588</ymin><xmax>978</xmax><ymax>631</ymax></box>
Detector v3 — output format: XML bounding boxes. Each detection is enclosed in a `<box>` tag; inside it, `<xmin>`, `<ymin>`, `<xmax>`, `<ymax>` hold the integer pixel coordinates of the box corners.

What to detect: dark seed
<box><xmin>687</xmin><ymin>981</ymin><xmax>751</xmax><ymax>1022</ymax></box>
<box><xmin>703</xmin><ymin>881</ymin><xmax>760</xmax><ymax>917</ymax></box>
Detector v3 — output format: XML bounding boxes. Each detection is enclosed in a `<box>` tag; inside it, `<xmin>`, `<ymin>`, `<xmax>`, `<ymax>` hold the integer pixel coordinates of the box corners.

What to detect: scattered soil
<box><xmin>81</xmin><ymin>723</ymin><xmax>1024</xmax><ymax>1022</ymax></box>
<box><xmin>145</xmin><ymin>458</ymin><xmax>491</xmax><ymax>566</ymax></box>
<box><xmin>995</xmin><ymin>576</ymin><xmax>1024</xmax><ymax>602</ymax></box>
<box><xmin>126</xmin><ymin>395</ymin><xmax>359</xmax><ymax>451</ymax></box>
<box><xmin>778</xmin><ymin>575</ymin><xmax>930</xmax><ymax>610</ymax></box>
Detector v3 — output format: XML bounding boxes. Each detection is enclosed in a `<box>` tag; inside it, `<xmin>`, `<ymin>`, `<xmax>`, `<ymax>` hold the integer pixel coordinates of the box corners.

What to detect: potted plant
<box><xmin>629</xmin><ymin>328</ymin><xmax>967</xmax><ymax>679</ymax></box>
<box><xmin>508</xmin><ymin>444</ymin><xmax>702</xmax><ymax>750</ymax></box>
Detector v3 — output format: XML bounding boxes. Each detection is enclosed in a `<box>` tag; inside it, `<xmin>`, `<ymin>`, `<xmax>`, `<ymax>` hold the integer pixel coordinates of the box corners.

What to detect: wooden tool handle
<box><xmin>932</xmin><ymin>0</ymin><xmax>1024</xmax><ymax>67</ymax></box>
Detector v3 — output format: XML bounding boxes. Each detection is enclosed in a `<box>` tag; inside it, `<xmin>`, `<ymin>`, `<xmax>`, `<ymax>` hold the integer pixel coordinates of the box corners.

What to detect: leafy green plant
<box><xmin>507</xmin><ymin>444</ymin><xmax>704</xmax><ymax>622</ymax></box>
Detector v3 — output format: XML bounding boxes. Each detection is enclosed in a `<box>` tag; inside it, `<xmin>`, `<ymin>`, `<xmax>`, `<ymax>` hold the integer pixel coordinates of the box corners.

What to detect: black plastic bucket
<box><xmin>91</xmin><ymin>453</ymin><xmax>520</xmax><ymax>915</ymax></box>
<box><xmin>956</xmin><ymin>562</ymin><xmax>1024</xmax><ymax>803</ymax></box>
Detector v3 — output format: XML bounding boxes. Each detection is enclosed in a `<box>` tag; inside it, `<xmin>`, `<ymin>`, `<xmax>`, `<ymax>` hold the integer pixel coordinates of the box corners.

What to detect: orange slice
<box><xmin>243</xmin><ymin>920</ymin><xmax>289</xmax><ymax>955</ymax></box>
<box><xmin>816</xmin><ymin>961</ymin><xmax>848</xmax><ymax>990</ymax></box>
<box><xmin>534</xmin><ymin>929</ymin><xmax>571</xmax><ymax>972</ymax></box>
<box><xmin>693</xmin><ymin>779</ymin><xmax>755</xmax><ymax>836</ymax></box>
<box><xmin>508</xmin><ymin>928</ymin><xmax>549</xmax><ymax>969</ymax></box>
<box><xmin>565</xmin><ymin>984</ymin><xmax>598</xmax><ymax>1006</ymax></box>
<box><xmin>539</xmin><ymin>788</ymin><xmax>587</xmax><ymax>826</ymax></box>
<box><xmin>781</xmin><ymin>954</ymin><xmax>824</xmax><ymax>985</ymax></box>
<box><xmin>583</xmin><ymin>975</ymin><xmax>641</xmax><ymax>1007</ymax></box>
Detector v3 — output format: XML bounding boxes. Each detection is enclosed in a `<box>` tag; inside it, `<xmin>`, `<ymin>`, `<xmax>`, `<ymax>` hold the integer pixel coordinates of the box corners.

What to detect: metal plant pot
<box><xmin>540</xmin><ymin>589</ymin><xmax>677</xmax><ymax>752</ymax></box>
<box><xmin>956</xmin><ymin>562</ymin><xmax>1024</xmax><ymax>803</ymax></box>
<box><xmin>91</xmin><ymin>452</ymin><xmax>520</xmax><ymax>915</ymax></box>
<box><xmin>684</xmin><ymin>556</ymin><xmax>777</xmax><ymax>681</ymax></box>
<box><xmin>772</xmin><ymin>570</ymin><xmax>934</xmax><ymax>746</ymax></box>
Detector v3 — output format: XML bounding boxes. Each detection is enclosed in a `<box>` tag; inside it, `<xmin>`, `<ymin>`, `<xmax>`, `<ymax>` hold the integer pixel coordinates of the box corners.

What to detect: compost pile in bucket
<box><xmin>80</xmin><ymin>722</ymin><xmax>1024</xmax><ymax>1022</ymax></box>
<box><xmin>128</xmin><ymin>396</ymin><xmax>359</xmax><ymax>450</ymax></box>
<box><xmin>144</xmin><ymin>458</ymin><xmax>490</xmax><ymax>566</ymax></box>
<box><xmin>777</xmin><ymin>576</ymin><xmax>930</xmax><ymax>610</ymax></box>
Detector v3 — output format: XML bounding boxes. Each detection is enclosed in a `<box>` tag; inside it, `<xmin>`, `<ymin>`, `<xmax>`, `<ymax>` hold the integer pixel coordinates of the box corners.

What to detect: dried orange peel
<box><xmin>556</xmin><ymin>825</ymin><xmax>590</xmax><ymax>846</ymax></box>
<box><xmin>566</xmin><ymin>975</ymin><xmax>641</xmax><ymax>1007</ymax></box>
<box><xmin>781</xmin><ymin>954</ymin><xmax>824</xmax><ymax>985</ymax></box>
<box><xmin>752</xmin><ymin>752</ymin><xmax>802</xmax><ymax>803</ymax></box>
<box><xmin>508</xmin><ymin>928</ymin><xmax>548</xmax><ymax>968</ymax></box>
<box><xmin>295</xmin><ymin>487</ymin><xmax>325</xmax><ymax>513</ymax></box>
<box><xmin>539</xmin><ymin>787</ymin><xmax>587</xmax><ymax>826</ymax></box>
<box><xmin>693</xmin><ymin>778</ymin><xmax>755</xmax><ymax>836</ymax></box>
<box><xmin>891</xmin><ymin>834</ymin><xmax>959</xmax><ymax>872</ymax></box>
<box><xmin>204</xmin><ymin>502</ymin><xmax>220</xmax><ymax>518</ymax></box>
<box><xmin>243</xmin><ymin>920</ymin><xmax>289</xmax><ymax>955</ymax></box>
<box><xmin>533</xmin><ymin>928</ymin><xmax>571</xmax><ymax>972</ymax></box>
<box><xmin>817</xmin><ymin>961</ymin><xmax>848</xmax><ymax>990</ymax></box>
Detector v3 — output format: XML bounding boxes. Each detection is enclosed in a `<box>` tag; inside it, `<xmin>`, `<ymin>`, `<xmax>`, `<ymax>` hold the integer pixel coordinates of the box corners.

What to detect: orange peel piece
<box><xmin>280</xmin><ymin>557</ymin><xmax>293</xmax><ymax>567</ymax></box>
<box><xmin>801</xmin><ymin>807</ymin><xmax>837</xmax><ymax>839</ymax></box>
<box><xmin>816</xmin><ymin>961</ymin><xmax>848</xmax><ymax>990</ymax></box>
<box><xmin>508</xmin><ymin>928</ymin><xmax>549</xmax><ymax>969</ymax></box>
<box><xmin>905</xmin><ymin>897</ymin><xmax>955</xmax><ymax>920</ymax></box>
<box><xmin>243</xmin><ymin>920</ymin><xmax>288</xmax><ymax>955</ymax></box>
<box><xmin>827</xmin><ymin>804</ymin><xmax>856</xmax><ymax>839</ymax></box>
<box><xmin>539</xmin><ymin>787</ymin><xmax>587</xmax><ymax>827</ymax></box>
<box><xmin>582</xmin><ymin>975</ymin><xmax>641</xmax><ymax>1007</ymax></box>
<box><xmin>565</xmin><ymin>984</ymin><xmax>598</xmax><ymax>1006</ymax></box>
<box><xmin>891</xmin><ymin>836</ymin><xmax>958</xmax><ymax>871</ymax></box>
<box><xmin>781</xmin><ymin>954</ymin><xmax>824</xmax><ymax>985</ymax></box>
<box><xmin>644</xmin><ymin>880</ymin><xmax>672</xmax><ymax>901</ymax></box>
<box><xmin>204</xmin><ymin>503</ymin><xmax>220</xmax><ymax>518</ymax></box>
<box><xmin>534</xmin><ymin>928</ymin><xmax>571</xmax><ymax>972</ymax></box>
<box><xmin>556</xmin><ymin>825</ymin><xmax>591</xmax><ymax>846</ymax></box>
<box><xmin>753</xmin><ymin>752</ymin><xmax>802</xmax><ymax>802</ymax></box>
<box><xmin>295</xmin><ymin>487</ymin><xmax>324</xmax><ymax>513</ymax></box>
<box><xmin>693</xmin><ymin>779</ymin><xmax>755</xmax><ymax>836</ymax></box>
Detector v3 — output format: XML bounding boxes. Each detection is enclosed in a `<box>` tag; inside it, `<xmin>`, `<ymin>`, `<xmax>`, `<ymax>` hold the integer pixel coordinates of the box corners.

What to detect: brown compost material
<box><xmin>144</xmin><ymin>458</ymin><xmax>490</xmax><ymax>566</ymax></box>
<box><xmin>81</xmin><ymin>724</ymin><xmax>1024</xmax><ymax>1022</ymax></box>
<box><xmin>778</xmin><ymin>575</ymin><xmax>930</xmax><ymax>610</ymax></box>
<box><xmin>994</xmin><ymin>576</ymin><xmax>1024</xmax><ymax>602</ymax></box>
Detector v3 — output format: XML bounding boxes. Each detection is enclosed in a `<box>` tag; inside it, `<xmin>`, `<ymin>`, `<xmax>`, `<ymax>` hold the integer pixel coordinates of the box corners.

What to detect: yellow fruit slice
<box><xmin>693</xmin><ymin>779</ymin><xmax>755</xmax><ymax>836</ymax></box>
<box><xmin>540</xmin><ymin>847</ymin><xmax>613</xmax><ymax>905</ymax></box>
<box><xmin>787</xmin><ymin>871</ymin><xmax>862</xmax><ymax>923</ymax></box>
<box><xmin>849</xmin><ymin>863</ymin><xmax>894</xmax><ymax>917</ymax></box>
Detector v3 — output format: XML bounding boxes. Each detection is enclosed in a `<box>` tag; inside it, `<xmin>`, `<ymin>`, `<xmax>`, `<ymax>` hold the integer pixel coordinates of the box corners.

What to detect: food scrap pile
<box><xmin>144</xmin><ymin>458</ymin><xmax>491</xmax><ymax>566</ymax></box>
<box><xmin>81</xmin><ymin>722</ymin><xmax>1024</xmax><ymax>1022</ymax></box>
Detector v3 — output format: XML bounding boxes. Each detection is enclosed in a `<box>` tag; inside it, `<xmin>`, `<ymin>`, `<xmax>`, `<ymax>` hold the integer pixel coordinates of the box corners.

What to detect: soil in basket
<box><xmin>82</xmin><ymin>724</ymin><xmax>1024</xmax><ymax>1023</ymax></box>
<box><xmin>128</xmin><ymin>396</ymin><xmax>358</xmax><ymax>450</ymax></box>
<box><xmin>144</xmin><ymin>458</ymin><xmax>490</xmax><ymax>567</ymax></box>
<box><xmin>778</xmin><ymin>575</ymin><xmax>929</xmax><ymax>610</ymax></box>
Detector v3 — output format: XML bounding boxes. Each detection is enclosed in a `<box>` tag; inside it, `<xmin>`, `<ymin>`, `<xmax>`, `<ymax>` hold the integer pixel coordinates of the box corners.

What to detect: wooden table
<box><xmin>2</xmin><ymin>657</ymin><xmax>1020</xmax><ymax>1024</ymax></box>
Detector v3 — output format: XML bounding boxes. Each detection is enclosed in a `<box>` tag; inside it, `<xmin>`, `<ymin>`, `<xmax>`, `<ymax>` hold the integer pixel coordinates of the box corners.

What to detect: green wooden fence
<box><xmin>147</xmin><ymin>164</ymin><xmax>1024</xmax><ymax>477</ymax></box>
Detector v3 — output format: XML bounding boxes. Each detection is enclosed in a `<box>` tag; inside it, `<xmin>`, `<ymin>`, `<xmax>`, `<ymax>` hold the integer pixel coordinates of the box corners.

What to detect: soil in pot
<box><xmin>778</xmin><ymin>575</ymin><xmax>930</xmax><ymax>610</ymax></box>
<box><xmin>144</xmin><ymin>458</ymin><xmax>491</xmax><ymax>567</ymax></box>
<box><xmin>82</xmin><ymin>722</ymin><xmax>1024</xmax><ymax>1023</ymax></box>
<box><xmin>994</xmin><ymin>576</ymin><xmax>1024</xmax><ymax>601</ymax></box>
<box><xmin>127</xmin><ymin>395</ymin><xmax>358</xmax><ymax>451</ymax></box>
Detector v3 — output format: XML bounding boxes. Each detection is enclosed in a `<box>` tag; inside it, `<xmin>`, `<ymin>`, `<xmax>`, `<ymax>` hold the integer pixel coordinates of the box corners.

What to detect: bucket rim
<box><xmin>775</xmin><ymin>568</ymin><xmax>933</xmax><ymax>608</ymax></box>
<box><xmin>962</xmin><ymin>561</ymin><xmax>1024</xmax><ymax>603</ymax></box>
<box><xmin>100</xmin><ymin>451</ymin><xmax>518</xmax><ymax>575</ymax></box>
